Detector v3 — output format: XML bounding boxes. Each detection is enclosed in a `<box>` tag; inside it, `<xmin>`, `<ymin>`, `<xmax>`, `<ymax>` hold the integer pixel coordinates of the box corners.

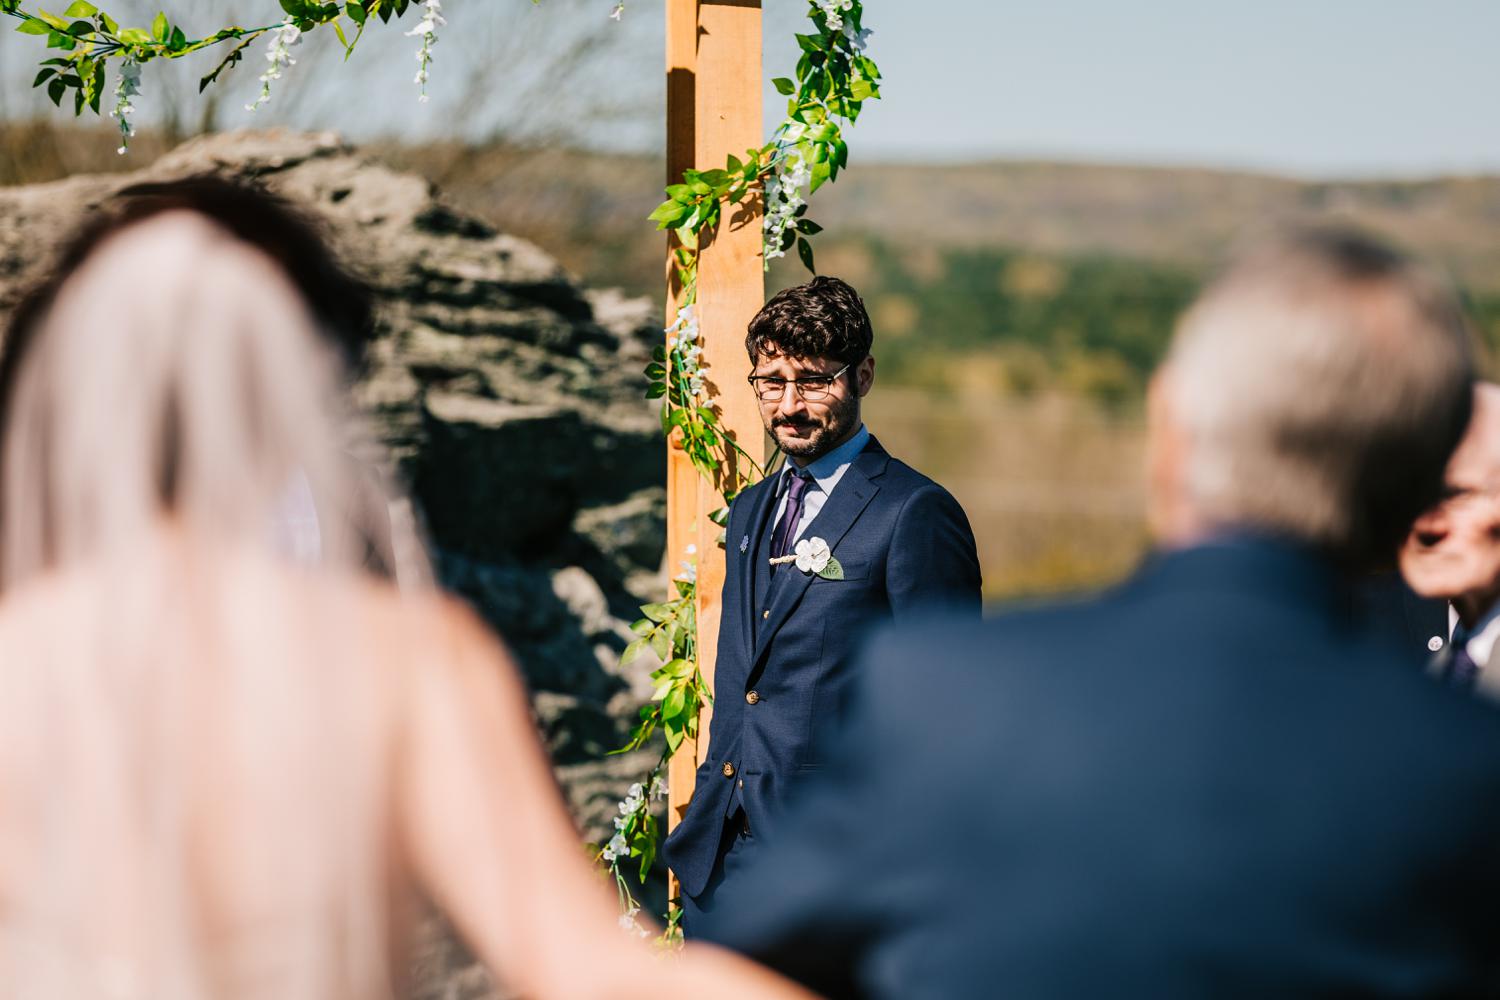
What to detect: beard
<box><xmin>770</xmin><ymin>392</ymin><xmax>861</xmax><ymax>461</ymax></box>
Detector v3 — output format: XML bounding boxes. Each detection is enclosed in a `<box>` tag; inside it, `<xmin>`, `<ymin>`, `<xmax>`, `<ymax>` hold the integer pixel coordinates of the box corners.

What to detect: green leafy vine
<box><xmin>607</xmin><ymin>0</ymin><xmax>880</xmax><ymax>941</ymax></box>
<box><xmin>2</xmin><ymin>0</ymin><xmax>432</xmax><ymax>152</ymax></box>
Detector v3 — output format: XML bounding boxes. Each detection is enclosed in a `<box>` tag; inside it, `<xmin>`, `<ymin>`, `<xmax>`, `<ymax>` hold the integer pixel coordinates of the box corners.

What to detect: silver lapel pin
<box><xmin>739</xmin><ymin>535</ymin><xmax>750</xmax><ymax>554</ymax></box>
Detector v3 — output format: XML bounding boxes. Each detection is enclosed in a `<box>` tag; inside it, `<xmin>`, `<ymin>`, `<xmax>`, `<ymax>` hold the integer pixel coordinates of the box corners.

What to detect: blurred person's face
<box><xmin>750</xmin><ymin>352</ymin><xmax>874</xmax><ymax>464</ymax></box>
<box><xmin>1401</xmin><ymin>384</ymin><xmax>1500</xmax><ymax>624</ymax></box>
<box><xmin>1144</xmin><ymin>369</ymin><xmax>1201</xmax><ymax>546</ymax></box>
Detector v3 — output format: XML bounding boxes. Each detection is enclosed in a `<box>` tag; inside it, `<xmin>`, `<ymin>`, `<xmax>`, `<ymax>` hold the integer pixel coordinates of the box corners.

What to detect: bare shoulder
<box><xmin>361</xmin><ymin>584</ymin><xmax>524</xmax><ymax>703</ymax></box>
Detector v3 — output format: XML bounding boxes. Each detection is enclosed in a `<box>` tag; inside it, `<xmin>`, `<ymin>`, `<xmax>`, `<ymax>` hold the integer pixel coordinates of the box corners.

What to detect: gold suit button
<box><xmin>745</xmin><ymin>690</ymin><xmax>760</xmax><ymax>705</ymax></box>
<box><xmin>722</xmin><ymin>761</ymin><xmax>736</xmax><ymax>778</ymax></box>
<box><xmin>762</xmin><ymin>609</ymin><xmax>770</xmax><ymax>620</ymax></box>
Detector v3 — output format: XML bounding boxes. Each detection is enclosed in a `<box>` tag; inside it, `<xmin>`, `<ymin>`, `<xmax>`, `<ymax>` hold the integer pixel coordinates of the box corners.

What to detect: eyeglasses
<box><xmin>747</xmin><ymin>363</ymin><xmax>851</xmax><ymax>402</ymax></box>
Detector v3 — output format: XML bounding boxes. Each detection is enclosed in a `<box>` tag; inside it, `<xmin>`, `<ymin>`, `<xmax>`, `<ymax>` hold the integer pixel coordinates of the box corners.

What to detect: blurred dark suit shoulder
<box><xmin>703</xmin><ymin>539</ymin><xmax>1500</xmax><ymax>999</ymax></box>
<box><xmin>1357</xmin><ymin>569</ymin><xmax>1449</xmax><ymax>663</ymax></box>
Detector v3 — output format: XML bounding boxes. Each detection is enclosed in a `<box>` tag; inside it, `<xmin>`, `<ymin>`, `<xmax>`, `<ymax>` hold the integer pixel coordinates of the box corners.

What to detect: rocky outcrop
<box><xmin>0</xmin><ymin>130</ymin><xmax>672</xmax><ymax>998</ymax></box>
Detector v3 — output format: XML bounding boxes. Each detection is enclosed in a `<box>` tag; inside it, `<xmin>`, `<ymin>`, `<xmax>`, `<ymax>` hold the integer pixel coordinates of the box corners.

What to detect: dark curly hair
<box><xmin>745</xmin><ymin>275</ymin><xmax>873</xmax><ymax>366</ymax></box>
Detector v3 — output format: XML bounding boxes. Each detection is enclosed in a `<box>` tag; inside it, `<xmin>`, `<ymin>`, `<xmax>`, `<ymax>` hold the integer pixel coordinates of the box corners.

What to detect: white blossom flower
<box><xmin>602</xmin><ymin>832</ymin><xmax>628</xmax><ymax>864</ymax></box>
<box><xmin>813</xmin><ymin>0</ymin><xmax>854</xmax><ymax>32</ymax></box>
<box><xmin>793</xmin><ymin>536</ymin><xmax>832</xmax><ymax>574</ymax></box>
<box><xmin>650</xmin><ymin>775</ymin><xmax>668</xmax><ymax>800</ymax></box>
<box><xmin>677</xmin><ymin>560</ymin><xmax>697</xmax><ymax>584</ymax></box>
<box><xmin>109</xmin><ymin>58</ymin><xmax>141</xmax><ymax>155</ymax></box>
<box><xmin>619</xmin><ymin>906</ymin><xmax>640</xmax><ymax>930</ymax></box>
<box><xmin>763</xmin><ymin>147</ymin><xmax>811</xmax><ymax>262</ymax></box>
<box><xmin>246</xmin><ymin>21</ymin><xmax>301</xmax><ymax>112</ymax></box>
<box><xmin>609</xmin><ymin>2</ymin><xmax>624</xmax><ymax>20</ymax></box>
<box><xmin>406</xmin><ymin>0</ymin><xmax>445</xmax><ymax>102</ymax></box>
<box><xmin>666</xmin><ymin>304</ymin><xmax>698</xmax><ymax>338</ymax></box>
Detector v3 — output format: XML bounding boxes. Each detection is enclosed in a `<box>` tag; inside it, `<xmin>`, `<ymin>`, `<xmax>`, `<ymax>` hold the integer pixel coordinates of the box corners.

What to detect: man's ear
<box><xmin>856</xmin><ymin>355</ymin><xmax>876</xmax><ymax>397</ymax></box>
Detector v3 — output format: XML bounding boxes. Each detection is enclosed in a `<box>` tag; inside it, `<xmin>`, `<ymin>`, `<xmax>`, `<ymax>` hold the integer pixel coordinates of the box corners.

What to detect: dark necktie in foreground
<box><xmin>1448</xmin><ymin>622</ymin><xmax>1481</xmax><ymax>691</ymax></box>
<box><xmin>770</xmin><ymin>470</ymin><xmax>813</xmax><ymax>563</ymax></box>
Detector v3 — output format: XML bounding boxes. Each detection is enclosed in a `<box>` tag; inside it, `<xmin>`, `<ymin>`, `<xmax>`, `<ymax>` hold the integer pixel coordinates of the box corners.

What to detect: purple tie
<box><xmin>770</xmin><ymin>470</ymin><xmax>813</xmax><ymax>561</ymax></box>
<box><xmin>1449</xmin><ymin>623</ymin><xmax>1481</xmax><ymax>690</ymax></box>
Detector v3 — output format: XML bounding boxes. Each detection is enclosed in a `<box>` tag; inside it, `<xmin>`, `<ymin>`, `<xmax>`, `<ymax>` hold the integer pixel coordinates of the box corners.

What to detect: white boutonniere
<box><xmin>769</xmin><ymin>536</ymin><xmax>844</xmax><ymax>580</ymax></box>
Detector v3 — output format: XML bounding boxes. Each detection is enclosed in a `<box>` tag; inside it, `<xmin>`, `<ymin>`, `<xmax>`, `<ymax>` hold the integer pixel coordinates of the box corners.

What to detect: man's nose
<box><xmin>1412</xmin><ymin>506</ymin><xmax>1451</xmax><ymax>547</ymax></box>
<box><xmin>775</xmin><ymin>389</ymin><xmax>809</xmax><ymax>419</ymax></box>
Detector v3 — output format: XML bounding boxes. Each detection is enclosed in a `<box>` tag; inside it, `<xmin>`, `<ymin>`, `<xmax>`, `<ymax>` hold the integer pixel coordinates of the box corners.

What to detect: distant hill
<box><xmin>11</xmin><ymin>123</ymin><xmax>1500</xmax><ymax>402</ymax></box>
<box><xmin>11</xmin><ymin>122</ymin><xmax>1500</xmax><ymax>291</ymax></box>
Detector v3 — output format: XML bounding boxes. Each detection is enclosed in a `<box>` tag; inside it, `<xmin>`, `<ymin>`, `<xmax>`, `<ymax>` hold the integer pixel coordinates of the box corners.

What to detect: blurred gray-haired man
<box><xmin>700</xmin><ymin>227</ymin><xmax>1500</xmax><ymax>998</ymax></box>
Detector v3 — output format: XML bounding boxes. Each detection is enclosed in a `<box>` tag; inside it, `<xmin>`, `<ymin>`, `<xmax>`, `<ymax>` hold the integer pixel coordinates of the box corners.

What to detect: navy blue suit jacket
<box><xmin>1358</xmin><ymin>570</ymin><xmax>1450</xmax><ymax>664</ymax></box>
<box><xmin>704</xmin><ymin>538</ymin><xmax>1500</xmax><ymax>998</ymax></box>
<box><xmin>663</xmin><ymin>435</ymin><xmax>980</xmax><ymax>900</ymax></box>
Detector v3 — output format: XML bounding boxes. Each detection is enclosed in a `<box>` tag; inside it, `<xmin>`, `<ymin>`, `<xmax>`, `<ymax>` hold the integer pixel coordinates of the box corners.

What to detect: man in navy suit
<box><xmin>1400</xmin><ymin>382</ymin><xmax>1500</xmax><ymax>693</ymax></box>
<box><xmin>664</xmin><ymin>276</ymin><xmax>981</xmax><ymax>936</ymax></box>
<box><xmin>703</xmin><ymin>229</ymin><xmax>1500</xmax><ymax>996</ymax></box>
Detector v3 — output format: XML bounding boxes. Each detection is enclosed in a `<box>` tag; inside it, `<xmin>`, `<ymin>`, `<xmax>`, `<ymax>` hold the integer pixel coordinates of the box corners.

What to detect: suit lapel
<box><xmin>739</xmin><ymin>474</ymin><xmax>781</xmax><ymax>657</ymax></box>
<box><xmin>751</xmin><ymin>440</ymin><xmax>890</xmax><ymax>668</ymax></box>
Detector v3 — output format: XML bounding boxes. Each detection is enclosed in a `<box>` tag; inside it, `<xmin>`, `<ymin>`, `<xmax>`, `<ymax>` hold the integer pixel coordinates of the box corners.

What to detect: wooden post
<box><xmin>664</xmin><ymin>0</ymin><xmax>765</xmax><ymax>899</ymax></box>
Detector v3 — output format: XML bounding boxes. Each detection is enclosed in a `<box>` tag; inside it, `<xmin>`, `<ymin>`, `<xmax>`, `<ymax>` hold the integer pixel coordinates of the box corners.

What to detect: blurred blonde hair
<box><xmin>1164</xmin><ymin>225</ymin><xmax>1475</xmax><ymax>567</ymax></box>
<box><xmin>0</xmin><ymin>211</ymin><xmax>419</xmax><ymax>998</ymax></box>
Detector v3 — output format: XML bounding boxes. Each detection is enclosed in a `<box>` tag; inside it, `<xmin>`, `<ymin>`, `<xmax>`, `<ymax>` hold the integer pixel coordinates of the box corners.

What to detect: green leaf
<box><xmin>151</xmin><ymin>11</ymin><xmax>167</xmax><ymax>41</ymax></box>
<box><xmin>797</xmin><ymin>236</ymin><xmax>816</xmax><ymax>274</ymax></box>
<box><xmin>641</xmin><ymin>602</ymin><xmax>671</xmax><ymax>623</ymax></box>
<box><xmin>794</xmin><ymin>32</ymin><xmax>822</xmax><ymax>54</ymax></box>
<box><xmin>117</xmin><ymin>26</ymin><xmax>150</xmax><ymax>43</ymax></box>
<box><xmin>795</xmin><ymin>219</ymin><xmax>823</xmax><ymax>235</ymax></box>
<box><xmin>32</xmin><ymin>67</ymin><xmax>57</xmax><ymax>86</ymax></box>
<box><xmin>167</xmin><ymin>24</ymin><xmax>186</xmax><ymax>50</ymax></box>
<box><xmin>772</xmin><ymin>76</ymin><xmax>795</xmax><ymax>96</ymax></box>
<box><xmin>649</xmin><ymin>629</ymin><xmax>671</xmax><ymax>662</ymax></box>
<box><xmin>621</xmin><ymin>637</ymin><xmax>649</xmax><ymax>665</ymax></box>
<box><xmin>646</xmin><ymin>382</ymin><xmax>667</xmax><ymax>400</ymax></box>
<box><xmin>17</xmin><ymin>17</ymin><xmax>51</xmax><ymax>34</ymax></box>
<box><xmin>63</xmin><ymin>0</ymin><xmax>97</xmax><ymax>15</ymax></box>
<box><xmin>816</xmin><ymin>556</ymin><xmax>844</xmax><ymax>581</ymax></box>
<box><xmin>809</xmin><ymin>159</ymin><xmax>832</xmax><ymax>193</ymax></box>
<box><xmin>850</xmin><ymin>77</ymin><xmax>875</xmax><ymax>101</ymax></box>
<box><xmin>345</xmin><ymin>1</ymin><xmax>367</xmax><ymax>22</ymax></box>
<box><xmin>47</xmin><ymin>76</ymin><xmax>65</xmax><ymax>105</ymax></box>
<box><xmin>648</xmin><ymin>199</ymin><xmax>688</xmax><ymax>227</ymax></box>
<box><xmin>664</xmin><ymin>684</ymin><xmax>686</xmax><ymax>720</ymax></box>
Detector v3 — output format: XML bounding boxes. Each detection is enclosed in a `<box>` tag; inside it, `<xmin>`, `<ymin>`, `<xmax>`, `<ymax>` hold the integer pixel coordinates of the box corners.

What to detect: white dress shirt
<box><xmin>771</xmin><ymin>424</ymin><xmax>871</xmax><ymax>545</ymax></box>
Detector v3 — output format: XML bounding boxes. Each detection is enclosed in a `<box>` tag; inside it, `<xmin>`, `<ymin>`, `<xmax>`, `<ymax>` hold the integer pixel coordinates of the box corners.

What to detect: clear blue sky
<box><xmin>763</xmin><ymin>0</ymin><xmax>1500</xmax><ymax>177</ymax></box>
